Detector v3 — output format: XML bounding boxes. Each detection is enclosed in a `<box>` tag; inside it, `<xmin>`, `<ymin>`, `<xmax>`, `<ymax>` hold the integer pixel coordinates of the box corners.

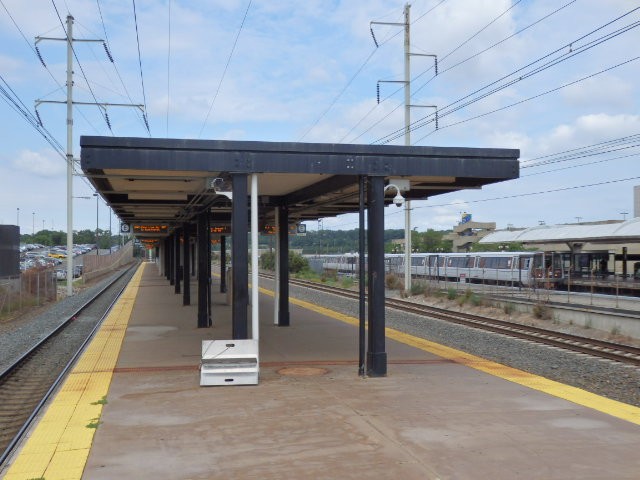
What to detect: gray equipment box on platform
<box><xmin>200</xmin><ymin>339</ymin><xmax>259</xmax><ymax>386</ymax></box>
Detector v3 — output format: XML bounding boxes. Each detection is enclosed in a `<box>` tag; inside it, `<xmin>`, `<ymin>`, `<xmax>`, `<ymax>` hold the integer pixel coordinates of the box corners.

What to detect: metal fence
<box><xmin>0</xmin><ymin>267</ymin><xmax>58</xmax><ymax>316</ymax></box>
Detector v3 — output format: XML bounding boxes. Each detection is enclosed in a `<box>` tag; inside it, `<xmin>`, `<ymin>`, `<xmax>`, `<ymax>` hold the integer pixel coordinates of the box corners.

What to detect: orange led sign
<box><xmin>132</xmin><ymin>225</ymin><xmax>168</xmax><ymax>233</ymax></box>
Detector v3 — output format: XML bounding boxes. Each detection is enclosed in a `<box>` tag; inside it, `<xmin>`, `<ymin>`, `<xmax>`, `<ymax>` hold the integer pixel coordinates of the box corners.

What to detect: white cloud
<box><xmin>12</xmin><ymin>149</ymin><xmax>66</xmax><ymax>177</ymax></box>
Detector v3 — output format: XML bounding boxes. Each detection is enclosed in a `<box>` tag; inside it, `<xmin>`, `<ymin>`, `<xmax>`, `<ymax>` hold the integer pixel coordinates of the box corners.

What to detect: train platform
<box><xmin>2</xmin><ymin>262</ymin><xmax>640</xmax><ymax>480</ymax></box>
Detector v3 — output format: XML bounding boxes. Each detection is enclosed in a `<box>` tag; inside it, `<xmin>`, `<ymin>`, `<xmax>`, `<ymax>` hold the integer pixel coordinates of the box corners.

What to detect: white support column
<box><xmin>251</xmin><ymin>174</ymin><xmax>259</xmax><ymax>340</ymax></box>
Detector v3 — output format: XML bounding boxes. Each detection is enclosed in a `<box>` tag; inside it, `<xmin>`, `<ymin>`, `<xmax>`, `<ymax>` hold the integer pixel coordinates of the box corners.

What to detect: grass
<box><xmin>86</xmin><ymin>418</ymin><xmax>102</xmax><ymax>429</ymax></box>
<box><xmin>91</xmin><ymin>396</ymin><xmax>108</xmax><ymax>406</ymax></box>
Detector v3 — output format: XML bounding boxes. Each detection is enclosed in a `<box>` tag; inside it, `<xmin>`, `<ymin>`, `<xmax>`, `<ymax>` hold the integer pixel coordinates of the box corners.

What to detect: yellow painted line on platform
<box><xmin>276</xmin><ymin>289</ymin><xmax>640</xmax><ymax>426</ymax></box>
<box><xmin>3</xmin><ymin>264</ymin><xmax>145</xmax><ymax>480</ymax></box>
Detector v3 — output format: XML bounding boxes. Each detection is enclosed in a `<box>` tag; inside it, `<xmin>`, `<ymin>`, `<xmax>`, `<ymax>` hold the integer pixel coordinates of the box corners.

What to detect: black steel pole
<box><xmin>174</xmin><ymin>228</ymin><xmax>181</xmax><ymax>294</ymax></box>
<box><xmin>366</xmin><ymin>176</ymin><xmax>387</xmax><ymax>377</ymax></box>
<box><xmin>197</xmin><ymin>212</ymin><xmax>208</xmax><ymax>328</ymax></box>
<box><xmin>277</xmin><ymin>205</ymin><xmax>290</xmax><ymax>326</ymax></box>
<box><xmin>183</xmin><ymin>222</ymin><xmax>190</xmax><ymax>305</ymax></box>
<box><xmin>232</xmin><ymin>173</ymin><xmax>249</xmax><ymax>339</ymax></box>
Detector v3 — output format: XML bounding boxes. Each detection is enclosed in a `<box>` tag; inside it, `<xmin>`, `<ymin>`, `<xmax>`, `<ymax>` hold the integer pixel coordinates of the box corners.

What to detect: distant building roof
<box><xmin>480</xmin><ymin>218</ymin><xmax>640</xmax><ymax>244</ymax></box>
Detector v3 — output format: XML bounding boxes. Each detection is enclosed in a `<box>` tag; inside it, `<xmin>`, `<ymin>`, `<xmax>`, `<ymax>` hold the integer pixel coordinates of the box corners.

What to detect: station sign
<box><xmin>120</xmin><ymin>222</ymin><xmax>130</xmax><ymax>233</ymax></box>
<box><xmin>262</xmin><ymin>224</ymin><xmax>306</xmax><ymax>236</ymax></box>
<box><xmin>132</xmin><ymin>225</ymin><xmax>168</xmax><ymax>234</ymax></box>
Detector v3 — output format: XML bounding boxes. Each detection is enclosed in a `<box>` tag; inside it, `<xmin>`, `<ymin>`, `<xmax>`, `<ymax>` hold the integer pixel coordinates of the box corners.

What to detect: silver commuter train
<box><xmin>316</xmin><ymin>251</ymin><xmax>564</xmax><ymax>287</ymax></box>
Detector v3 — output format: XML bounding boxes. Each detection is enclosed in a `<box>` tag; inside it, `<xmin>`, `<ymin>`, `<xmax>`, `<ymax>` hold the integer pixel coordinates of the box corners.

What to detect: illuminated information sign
<box><xmin>210</xmin><ymin>226</ymin><xmax>231</xmax><ymax>234</ymax></box>
<box><xmin>132</xmin><ymin>225</ymin><xmax>168</xmax><ymax>234</ymax></box>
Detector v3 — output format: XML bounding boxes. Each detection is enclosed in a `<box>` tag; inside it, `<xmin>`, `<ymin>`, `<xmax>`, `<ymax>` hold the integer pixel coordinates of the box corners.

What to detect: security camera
<box><xmin>393</xmin><ymin>192</ymin><xmax>404</xmax><ymax>207</ymax></box>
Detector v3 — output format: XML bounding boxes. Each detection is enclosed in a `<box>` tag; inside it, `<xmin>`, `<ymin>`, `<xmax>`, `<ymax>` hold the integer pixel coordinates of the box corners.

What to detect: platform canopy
<box><xmin>480</xmin><ymin>218</ymin><xmax>640</xmax><ymax>245</ymax></box>
<box><xmin>80</xmin><ymin>136</ymin><xmax>520</xmax><ymax>236</ymax></box>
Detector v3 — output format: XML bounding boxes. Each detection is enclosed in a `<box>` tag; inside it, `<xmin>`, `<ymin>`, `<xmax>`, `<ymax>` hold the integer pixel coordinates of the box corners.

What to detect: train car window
<box><xmin>465</xmin><ymin>257</ymin><xmax>474</xmax><ymax>268</ymax></box>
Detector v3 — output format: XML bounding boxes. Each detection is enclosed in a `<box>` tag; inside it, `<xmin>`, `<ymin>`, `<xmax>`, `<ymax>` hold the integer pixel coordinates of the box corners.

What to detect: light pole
<box><xmin>93</xmin><ymin>193</ymin><xmax>99</xmax><ymax>255</ymax></box>
<box><xmin>16</xmin><ymin>207</ymin><xmax>19</xmax><ymax>228</ymax></box>
<box><xmin>32</xmin><ymin>211</ymin><xmax>35</xmax><ymax>236</ymax></box>
<box><xmin>621</xmin><ymin>212</ymin><xmax>628</xmax><ymax>221</ymax></box>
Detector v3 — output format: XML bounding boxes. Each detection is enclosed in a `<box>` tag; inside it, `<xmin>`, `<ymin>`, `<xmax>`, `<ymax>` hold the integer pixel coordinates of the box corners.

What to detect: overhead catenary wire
<box><xmin>376</xmin><ymin>12</ymin><xmax>640</xmax><ymax>145</ymax></box>
<box><xmin>412</xmin><ymin>55</ymin><xmax>640</xmax><ymax>144</ymax></box>
<box><xmin>198</xmin><ymin>0</ymin><xmax>252</xmax><ymax>139</ymax></box>
<box><xmin>132</xmin><ymin>0</ymin><xmax>150</xmax><ymax>134</ymax></box>
<box><xmin>94</xmin><ymin>0</ymin><xmax>151</xmax><ymax>135</ymax></box>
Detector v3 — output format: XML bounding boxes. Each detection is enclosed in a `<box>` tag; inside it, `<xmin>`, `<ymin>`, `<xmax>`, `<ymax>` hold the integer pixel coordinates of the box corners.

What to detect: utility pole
<box><xmin>372</xmin><ymin>3</ymin><xmax>437</xmax><ymax>294</ymax></box>
<box><xmin>35</xmin><ymin>15</ymin><xmax>144</xmax><ymax>296</ymax></box>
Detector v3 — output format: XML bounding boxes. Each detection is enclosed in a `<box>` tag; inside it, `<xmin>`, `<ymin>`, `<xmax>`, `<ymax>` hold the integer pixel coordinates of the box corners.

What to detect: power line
<box><xmin>413</xmin><ymin>55</ymin><xmax>640</xmax><ymax>144</ymax></box>
<box><xmin>132</xmin><ymin>0</ymin><xmax>150</xmax><ymax>134</ymax></box>
<box><xmin>93</xmin><ymin>1</ymin><xmax>150</xmax><ymax>134</ymax></box>
<box><xmin>520</xmin><ymin>133</ymin><xmax>640</xmax><ymax>166</ymax></box>
<box><xmin>198</xmin><ymin>0</ymin><xmax>252</xmax><ymax>139</ymax></box>
<box><xmin>378</xmin><ymin>13</ymin><xmax>640</xmax><ymax>145</ymax></box>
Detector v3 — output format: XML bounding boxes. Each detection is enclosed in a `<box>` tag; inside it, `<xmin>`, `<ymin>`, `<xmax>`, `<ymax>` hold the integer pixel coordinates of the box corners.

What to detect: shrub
<box><xmin>341</xmin><ymin>277</ymin><xmax>355</xmax><ymax>289</ymax></box>
<box><xmin>447</xmin><ymin>287</ymin><xmax>458</xmax><ymax>300</ymax></box>
<box><xmin>385</xmin><ymin>274</ymin><xmax>402</xmax><ymax>290</ymax></box>
<box><xmin>503</xmin><ymin>302</ymin><xmax>515</xmax><ymax>315</ymax></box>
<box><xmin>532</xmin><ymin>303</ymin><xmax>551</xmax><ymax>320</ymax></box>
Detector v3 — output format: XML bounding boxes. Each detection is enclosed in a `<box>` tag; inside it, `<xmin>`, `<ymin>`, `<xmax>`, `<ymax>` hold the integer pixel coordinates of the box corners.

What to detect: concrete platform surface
<box><xmin>4</xmin><ymin>262</ymin><xmax>640</xmax><ymax>479</ymax></box>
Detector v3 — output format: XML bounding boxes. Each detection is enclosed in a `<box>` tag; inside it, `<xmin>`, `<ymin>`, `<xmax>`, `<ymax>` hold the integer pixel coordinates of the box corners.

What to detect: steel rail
<box><xmin>0</xmin><ymin>263</ymin><xmax>138</xmax><ymax>467</ymax></box>
<box><xmin>263</xmin><ymin>274</ymin><xmax>640</xmax><ymax>367</ymax></box>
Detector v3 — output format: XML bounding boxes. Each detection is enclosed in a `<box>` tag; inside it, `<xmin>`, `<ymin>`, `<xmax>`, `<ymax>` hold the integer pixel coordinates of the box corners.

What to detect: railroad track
<box><xmin>0</xmin><ymin>265</ymin><xmax>137</xmax><ymax>466</ymax></box>
<box><xmin>262</xmin><ymin>274</ymin><xmax>640</xmax><ymax>367</ymax></box>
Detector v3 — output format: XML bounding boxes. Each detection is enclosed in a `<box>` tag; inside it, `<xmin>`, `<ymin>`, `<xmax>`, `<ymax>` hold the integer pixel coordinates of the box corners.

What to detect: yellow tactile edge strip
<box><xmin>2</xmin><ymin>263</ymin><xmax>145</xmax><ymax>480</ymax></box>
<box><xmin>258</xmin><ymin>285</ymin><xmax>640</xmax><ymax>426</ymax></box>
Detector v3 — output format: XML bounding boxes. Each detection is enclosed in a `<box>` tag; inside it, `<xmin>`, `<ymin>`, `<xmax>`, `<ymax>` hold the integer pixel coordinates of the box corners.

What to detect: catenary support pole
<box><xmin>65</xmin><ymin>15</ymin><xmax>74</xmax><ymax>296</ymax></box>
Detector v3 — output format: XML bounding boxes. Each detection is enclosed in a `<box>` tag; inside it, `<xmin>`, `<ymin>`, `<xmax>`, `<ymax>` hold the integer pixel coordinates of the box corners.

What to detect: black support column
<box><xmin>197</xmin><ymin>212</ymin><xmax>209</xmax><ymax>328</ymax></box>
<box><xmin>168</xmin><ymin>235</ymin><xmax>174</xmax><ymax>285</ymax></box>
<box><xmin>220</xmin><ymin>235</ymin><xmax>227</xmax><ymax>293</ymax></box>
<box><xmin>366</xmin><ymin>176</ymin><xmax>387</xmax><ymax>377</ymax></box>
<box><xmin>174</xmin><ymin>229</ymin><xmax>181</xmax><ymax>294</ymax></box>
<box><xmin>182</xmin><ymin>222</ymin><xmax>190</xmax><ymax>306</ymax></box>
<box><xmin>232</xmin><ymin>173</ymin><xmax>249</xmax><ymax>339</ymax></box>
<box><xmin>277</xmin><ymin>205</ymin><xmax>290</xmax><ymax>326</ymax></box>
<box><xmin>164</xmin><ymin>238</ymin><xmax>170</xmax><ymax>280</ymax></box>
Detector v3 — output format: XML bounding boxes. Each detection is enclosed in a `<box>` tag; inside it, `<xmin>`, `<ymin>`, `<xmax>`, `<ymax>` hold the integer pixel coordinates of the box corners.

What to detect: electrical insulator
<box><xmin>435</xmin><ymin>111</ymin><xmax>439</xmax><ymax>130</ymax></box>
<box><xmin>35</xmin><ymin>109</ymin><xmax>43</xmax><ymax>127</ymax></box>
<box><xmin>376</xmin><ymin>83</ymin><xmax>380</xmax><ymax>104</ymax></box>
<box><xmin>35</xmin><ymin>46</ymin><xmax>46</xmax><ymax>68</ymax></box>
<box><xmin>434</xmin><ymin>57</ymin><xmax>438</xmax><ymax>75</ymax></box>
<box><xmin>105</xmin><ymin>111</ymin><xmax>112</xmax><ymax>131</ymax></box>
<box><xmin>370</xmin><ymin>27</ymin><xmax>379</xmax><ymax>48</ymax></box>
<box><xmin>143</xmin><ymin>113</ymin><xmax>150</xmax><ymax>133</ymax></box>
<box><xmin>103</xmin><ymin>42</ymin><xmax>114</xmax><ymax>62</ymax></box>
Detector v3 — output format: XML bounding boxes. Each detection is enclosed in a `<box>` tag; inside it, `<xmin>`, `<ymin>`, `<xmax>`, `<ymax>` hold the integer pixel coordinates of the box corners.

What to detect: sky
<box><xmin>1</xmin><ymin>0</ymin><xmax>639</xmax><ymax>236</ymax></box>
